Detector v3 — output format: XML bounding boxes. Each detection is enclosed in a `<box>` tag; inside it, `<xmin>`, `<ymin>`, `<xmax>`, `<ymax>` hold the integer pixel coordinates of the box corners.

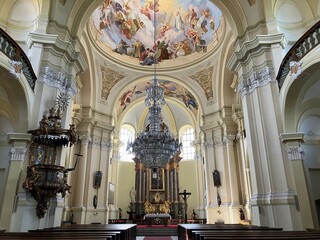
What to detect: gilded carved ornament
<box><xmin>189</xmin><ymin>66</ymin><xmax>214</xmax><ymax>100</ymax></box>
<box><xmin>100</xmin><ymin>65</ymin><xmax>126</xmax><ymax>101</ymax></box>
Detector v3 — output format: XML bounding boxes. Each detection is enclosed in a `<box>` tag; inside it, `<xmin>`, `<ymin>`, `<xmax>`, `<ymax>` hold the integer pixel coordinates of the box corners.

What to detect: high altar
<box><xmin>130</xmin><ymin>154</ymin><xmax>183</xmax><ymax>219</ymax></box>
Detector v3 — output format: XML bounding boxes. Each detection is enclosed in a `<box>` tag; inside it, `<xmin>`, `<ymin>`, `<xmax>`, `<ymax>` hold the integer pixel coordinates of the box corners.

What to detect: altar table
<box><xmin>143</xmin><ymin>213</ymin><xmax>171</xmax><ymax>226</ymax></box>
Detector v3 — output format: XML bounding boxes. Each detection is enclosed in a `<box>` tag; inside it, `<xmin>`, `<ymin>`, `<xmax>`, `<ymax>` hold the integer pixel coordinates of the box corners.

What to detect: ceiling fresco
<box><xmin>92</xmin><ymin>0</ymin><xmax>222</xmax><ymax>65</ymax></box>
<box><xmin>118</xmin><ymin>80</ymin><xmax>198</xmax><ymax>113</ymax></box>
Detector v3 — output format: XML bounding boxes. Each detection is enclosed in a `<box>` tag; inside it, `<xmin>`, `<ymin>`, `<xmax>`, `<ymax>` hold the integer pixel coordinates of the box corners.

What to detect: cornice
<box><xmin>26</xmin><ymin>32</ymin><xmax>88</xmax><ymax>72</ymax></box>
<box><xmin>227</xmin><ymin>33</ymin><xmax>286</xmax><ymax>71</ymax></box>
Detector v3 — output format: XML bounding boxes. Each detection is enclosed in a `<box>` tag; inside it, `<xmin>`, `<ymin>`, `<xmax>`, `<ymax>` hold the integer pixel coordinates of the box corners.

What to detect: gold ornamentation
<box><xmin>144</xmin><ymin>200</ymin><xmax>171</xmax><ymax>214</ymax></box>
<box><xmin>189</xmin><ymin>66</ymin><xmax>214</xmax><ymax>100</ymax></box>
<box><xmin>100</xmin><ymin>66</ymin><xmax>126</xmax><ymax>100</ymax></box>
<box><xmin>24</xmin><ymin>96</ymin><xmax>78</xmax><ymax>218</ymax></box>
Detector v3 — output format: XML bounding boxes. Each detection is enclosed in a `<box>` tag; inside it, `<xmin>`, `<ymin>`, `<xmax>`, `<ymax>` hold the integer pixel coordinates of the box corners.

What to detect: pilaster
<box><xmin>227</xmin><ymin>32</ymin><xmax>302</xmax><ymax>230</ymax></box>
<box><xmin>280</xmin><ymin>133</ymin><xmax>314</xmax><ymax>229</ymax></box>
<box><xmin>0</xmin><ymin>133</ymin><xmax>31</xmax><ymax>231</ymax></box>
<box><xmin>72</xmin><ymin>135</ymin><xmax>90</xmax><ymax>223</ymax></box>
<box><xmin>26</xmin><ymin>31</ymin><xmax>87</xmax><ymax>131</ymax></box>
<box><xmin>233</xmin><ymin>107</ymin><xmax>251</xmax><ymax>220</ymax></box>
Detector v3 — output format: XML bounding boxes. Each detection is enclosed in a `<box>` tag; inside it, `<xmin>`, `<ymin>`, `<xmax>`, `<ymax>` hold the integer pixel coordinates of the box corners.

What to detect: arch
<box><xmin>280</xmin><ymin>46</ymin><xmax>320</xmax><ymax>132</ymax></box>
<box><xmin>0</xmin><ymin>73</ymin><xmax>29</xmax><ymax>131</ymax></box>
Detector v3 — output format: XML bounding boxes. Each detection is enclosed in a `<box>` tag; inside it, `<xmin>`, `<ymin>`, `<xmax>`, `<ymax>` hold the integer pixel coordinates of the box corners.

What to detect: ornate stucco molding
<box><xmin>223</xmin><ymin>135</ymin><xmax>236</xmax><ymax>145</ymax></box>
<box><xmin>90</xmin><ymin>137</ymin><xmax>112</xmax><ymax>149</ymax></box>
<box><xmin>100</xmin><ymin>65</ymin><xmax>126</xmax><ymax>101</ymax></box>
<box><xmin>9</xmin><ymin>147</ymin><xmax>27</xmax><ymax>161</ymax></box>
<box><xmin>286</xmin><ymin>146</ymin><xmax>304</xmax><ymax>161</ymax></box>
<box><xmin>8</xmin><ymin>60</ymin><xmax>23</xmax><ymax>79</ymax></box>
<box><xmin>237</xmin><ymin>66</ymin><xmax>275</xmax><ymax>98</ymax></box>
<box><xmin>289</xmin><ymin>61</ymin><xmax>303</xmax><ymax>80</ymax></box>
<box><xmin>189</xmin><ymin>65</ymin><xmax>214</xmax><ymax>101</ymax></box>
<box><xmin>101</xmin><ymin>140</ymin><xmax>112</xmax><ymax>150</ymax></box>
<box><xmin>38</xmin><ymin>67</ymin><xmax>77</xmax><ymax>96</ymax></box>
<box><xmin>203</xmin><ymin>140</ymin><xmax>214</xmax><ymax>149</ymax></box>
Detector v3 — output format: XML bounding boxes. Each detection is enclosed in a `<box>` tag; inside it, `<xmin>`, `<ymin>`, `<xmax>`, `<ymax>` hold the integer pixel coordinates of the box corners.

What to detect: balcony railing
<box><xmin>276</xmin><ymin>21</ymin><xmax>320</xmax><ymax>90</ymax></box>
<box><xmin>0</xmin><ymin>28</ymin><xmax>37</xmax><ymax>91</ymax></box>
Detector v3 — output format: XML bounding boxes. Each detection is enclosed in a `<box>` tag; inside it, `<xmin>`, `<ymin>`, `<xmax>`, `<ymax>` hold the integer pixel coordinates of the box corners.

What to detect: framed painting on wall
<box><xmin>149</xmin><ymin>168</ymin><xmax>165</xmax><ymax>191</ymax></box>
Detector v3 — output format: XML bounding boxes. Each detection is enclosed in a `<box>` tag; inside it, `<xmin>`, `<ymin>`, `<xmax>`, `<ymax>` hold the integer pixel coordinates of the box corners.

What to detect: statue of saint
<box><xmin>238</xmin><ymin>208</ymin><xmax>245</xmax><ymax>221</ymax></box>
<box><xmin>129</xmin><ymin>187</ymin><xmax>136</xmax><ymax>203</ymax></box>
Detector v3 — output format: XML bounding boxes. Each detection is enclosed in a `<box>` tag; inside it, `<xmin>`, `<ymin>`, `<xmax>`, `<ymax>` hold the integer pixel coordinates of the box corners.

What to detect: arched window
<box><xmin>180</xmin><ymin>126</ymin><xmax>195</xmax><ymax>160</ymax></box>
<box><xmin>119</xmin><ymin>125</ymin><xmax>135</xmax><ymax>161</ymax></box>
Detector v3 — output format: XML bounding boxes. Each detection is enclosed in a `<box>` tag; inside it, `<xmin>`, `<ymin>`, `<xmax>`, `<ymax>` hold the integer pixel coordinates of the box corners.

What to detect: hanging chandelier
<box><xmin>130</xmin><ymin>76</ymin><xmax>181</xmax><ymax>168</ymax></box>
<box><xmin>129</xmin><ymin>2</ymin><xmax>181</xmax><ymax>168</ymax></box>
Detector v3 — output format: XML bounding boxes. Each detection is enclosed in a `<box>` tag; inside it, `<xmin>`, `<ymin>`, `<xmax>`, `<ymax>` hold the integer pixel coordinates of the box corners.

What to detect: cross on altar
<box><xmin>179</xmin><ymin>189</ymin><xmax>191</xmax><ymax>223</ymax></box>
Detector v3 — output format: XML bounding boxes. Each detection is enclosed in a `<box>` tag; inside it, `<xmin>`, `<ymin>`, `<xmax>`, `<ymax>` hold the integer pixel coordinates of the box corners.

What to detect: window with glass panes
<box><xmin>181</xmin><ymin>128</ymin><xmax>195</xmax><ymax>160</ymax></box>
<box><xmin>119</xmin><ymin>127</ymin><xmax>134</xmax><ymax>161</ymax></box>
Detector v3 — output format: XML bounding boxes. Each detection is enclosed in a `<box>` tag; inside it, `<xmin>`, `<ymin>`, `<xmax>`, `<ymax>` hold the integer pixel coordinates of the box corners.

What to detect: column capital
<box><xmin>7</xmin><ymin>133</ymin><xmax>32</xmax><ymax>147</ymax></box>
<box><xmin>237</xmin><ymin>66</ymin><xmax>276</xmax><ymax>98</ymax></box>
<box><xmin>280</xmin><ymin>132</ymin><xmax>305</xmax><ymax>145</ymax></box>
<box><xmin>7</xmin><ymin>133</ymin><xmax>31</xmax><ymax>161</ymax></box>
<box><xmin>223</xmin><ymin>134</ymin><xmax>236</xmax><ymax>145</ymax></box>
<box><xmin>285</xmin><ymin>146</ymin><xmax>304</xmax><ymax>161</ymax></box>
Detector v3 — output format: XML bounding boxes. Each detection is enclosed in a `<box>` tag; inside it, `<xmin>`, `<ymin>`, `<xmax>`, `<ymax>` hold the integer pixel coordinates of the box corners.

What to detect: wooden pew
<box><xmin>193</xmin><ymin>230</ymin><xmax>320</xmax><ymax>240</ymax></box>
<box><xmin>0</xmin><ymin>232</ymin><xmax>114</xmax><ymax>239</ymax></box>
<box><xmin>177</xmin><ymin>224</ymin><xmax>283</xmax><ymax>240</ymax></box>
<box><xmin>29</xmin><ymin>223</ymin><xmax>136</xmax><ymax>240</ymax></box>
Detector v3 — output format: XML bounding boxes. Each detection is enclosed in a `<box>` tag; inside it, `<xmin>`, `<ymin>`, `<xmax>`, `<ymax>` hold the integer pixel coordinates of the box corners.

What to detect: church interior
<box><xmin>1</xmin><ymin>0</ymin><xmax>320</xmax><ymax>239</ymax></box>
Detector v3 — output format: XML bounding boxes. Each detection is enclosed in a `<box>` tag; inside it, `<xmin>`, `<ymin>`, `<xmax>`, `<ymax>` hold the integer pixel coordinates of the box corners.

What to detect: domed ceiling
<box><xmin>90</xmin><ymin>0</ymin><xmax>223</xmax><ymax>66</ymax></box>
<box><xmin>90</xmin><ymin>0</ymin><xmax>222</xmax><ymax>118</ymax></box>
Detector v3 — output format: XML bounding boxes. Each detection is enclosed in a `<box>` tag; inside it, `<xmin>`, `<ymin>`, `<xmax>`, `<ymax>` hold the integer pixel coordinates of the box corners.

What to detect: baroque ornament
<box><xmin>189</xmin><ymin>66</ymin><xmax>214</xmax><ymax>100</ymax></box>
<box><xmin>100</xmin><ymin>65</ymin><xmax>126</xmax><ymax>101</ymax></box>
<box><xmin>8</xmin><ymin>60</ymin><xmax>23</xmax><ymax>79</ymax></box>
<box><xmin>237</xmin><ymin>66</ymin><xmax>274</xmax><ymax>98</ymax></box>
<box><xmin>23</xmin><ymin>94</ymin><xmax>78</xmax><ymax>218</ymax></box>
<box><xmin>39</xmin><ymin>67</ymin><xmax>77</xmax><ymax>97</ymax></box>
<box><xmin>289</xmin><ymin>61</ymin><xmax>303</xmax><ymax>80</ymax></box>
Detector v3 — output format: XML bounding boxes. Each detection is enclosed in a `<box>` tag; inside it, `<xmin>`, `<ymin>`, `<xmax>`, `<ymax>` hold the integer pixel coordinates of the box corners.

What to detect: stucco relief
<box><xmin>38</xmin><ymin>67</ymin><xmax>77</xmax><ymax>97</ymax></box>
<box><xmin>100</xmin><ymin>65</ymin><xmax>126</xmax><ymax>101</ymax></box>
<box><xmin>189</xmin><ymin>65</ymin><xmax>214</xmax><ymax>100</ymax></box>
<box><xmin>286</xmin><ymin>146</ymin><xmax>304</xmax><ymax>161</ymax></box>
<box><xmin>237</xmin><ymin>66</ymin><xmax>275</xmax><ymax>98</ymax></box>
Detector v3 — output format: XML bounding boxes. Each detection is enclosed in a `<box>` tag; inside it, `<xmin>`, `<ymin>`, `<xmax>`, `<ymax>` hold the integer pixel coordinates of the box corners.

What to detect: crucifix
<box><xmin>179</xmin><ymin>189</ymin><xmax>191</xmax><ymax>223</ymax></box>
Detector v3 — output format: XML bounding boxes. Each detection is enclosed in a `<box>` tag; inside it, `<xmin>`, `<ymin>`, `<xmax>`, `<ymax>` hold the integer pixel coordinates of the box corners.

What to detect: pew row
<box><xmin>178</xmin><ymin>224</ymin><xmax>282</xmax><ymax>240</ymax></box>
<box><xmin>0</xmin><ymin>223</ymin><xmax>136</xmax><ymax>240</ymax></box>
<box><xmin>177</xmin><ymin>224</ymin><xmax>320</xmax><ymax>240</ymax></box>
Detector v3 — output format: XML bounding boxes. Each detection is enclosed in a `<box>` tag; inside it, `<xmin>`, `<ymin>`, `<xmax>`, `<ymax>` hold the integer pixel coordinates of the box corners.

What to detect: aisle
<box><xmin>136</xmin><ymin>237</ymin><xmax>178</xmax><ymax>240</ymax></box>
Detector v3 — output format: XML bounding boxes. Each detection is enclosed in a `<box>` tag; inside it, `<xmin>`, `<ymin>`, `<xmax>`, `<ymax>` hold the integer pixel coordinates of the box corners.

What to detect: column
<box><xmin>0</xmin><ymin>133</ymin><xmax>31</xmax><ymax>231</ymax></box>
<box><xmin>165</xmin><ymin>166</ymin><xmax>170</xmax><ymax>200</ymax></box>
<box><xmin>280</xmin><ymin>133</ymin><xmax>314</xmax><ymax>229</ymax></box>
